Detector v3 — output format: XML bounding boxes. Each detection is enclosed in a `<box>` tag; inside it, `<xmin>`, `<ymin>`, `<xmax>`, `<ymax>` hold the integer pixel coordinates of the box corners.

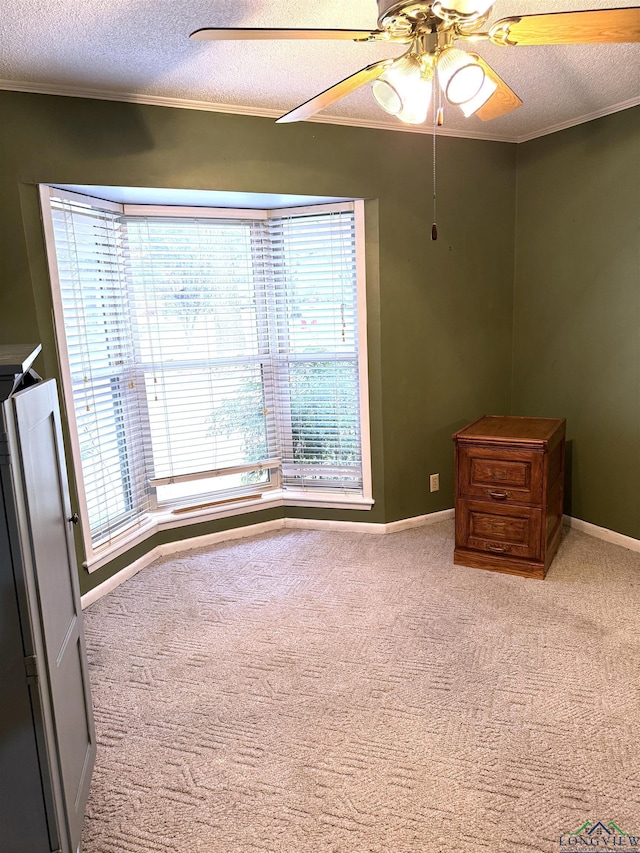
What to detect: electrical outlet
<box><xmin>429</xmin><ymin>473</ymin><xmax>440</xmax><ymax>492</ymax></box>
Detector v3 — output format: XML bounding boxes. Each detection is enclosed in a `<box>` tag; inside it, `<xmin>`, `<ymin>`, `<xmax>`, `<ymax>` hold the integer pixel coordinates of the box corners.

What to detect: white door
<box><xmin>11</xmin><ymin>378</ymin><xmax>96</xmax><ymax>853</ymax></box>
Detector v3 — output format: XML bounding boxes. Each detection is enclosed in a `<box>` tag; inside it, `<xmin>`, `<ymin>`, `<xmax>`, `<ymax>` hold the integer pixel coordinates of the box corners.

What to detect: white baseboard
<box><xmin>81</xmin><ymin>509</ymin><xmax>638</xmax><ymax>610</ymax></box>
<box><xmin>284</xmin><ymin>509</ymin><xmax>455</xmax><ymax>535</ymax></box>
<box><xmin>80</xmin><ymin>548</ymin><xmax>163</xmax><ymax>610</ymax></box>
<box><xmin>563</xmin><ymin>515</ymin><xmax>640</xmax><ymax>554</ymax></box>
<box><xmin>80</xmin><ymin>519</ymin><xmax>286</xmax><ymax>609</ymax></box>
<box><xmin>385</xmin><ymin>508</ymin><xmax>455</xmax><ymax>533</ymax></box>
<box><xmin>80</xmin><ymin>510</ymin><xmax>455</xmax><ymax>609</ymax></box>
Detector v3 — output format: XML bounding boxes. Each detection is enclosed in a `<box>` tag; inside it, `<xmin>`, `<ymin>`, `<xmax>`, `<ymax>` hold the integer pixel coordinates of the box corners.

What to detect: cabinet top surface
<box><xmin>453</xmin><ymin>415</ymin><xmax>565</xmax><ymax>444</ymax></box>
<box><xmin>0</xmin><ymin>344</ymin><xmax>41</xmax><ymax>374</ymax></box>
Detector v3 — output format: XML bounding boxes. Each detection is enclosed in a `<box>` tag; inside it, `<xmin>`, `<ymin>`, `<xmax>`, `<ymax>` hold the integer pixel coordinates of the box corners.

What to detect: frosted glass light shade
<box><xmin>437</xmin><ymin>47</ymin><xmax>485</xmax><ymax>106</ymax></box>
<box><xmin>372</xmin><ymin>54</ymin><xmax>433</xmax><ymax>124</ymax></box>
<box><xmin>460</xmin><ymin>75</ymin><xmax>497</xmax><ymax>116</ymax></box>
<box><xmin>395</xmin><ymin>84</ymin><xmax>432</xmax><ymax>124</ymax></box>
<box><xmin>372</xmin><ymin>78</ymin><xmax>403</xmax><ymax>115</ymax></box>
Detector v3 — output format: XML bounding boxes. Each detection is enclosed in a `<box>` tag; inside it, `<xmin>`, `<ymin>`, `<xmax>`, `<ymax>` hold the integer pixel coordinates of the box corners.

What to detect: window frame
<box><xmin>40</xmin><ymin>186</ymin><xmax>373</xmax><ymax>573</ymax></box>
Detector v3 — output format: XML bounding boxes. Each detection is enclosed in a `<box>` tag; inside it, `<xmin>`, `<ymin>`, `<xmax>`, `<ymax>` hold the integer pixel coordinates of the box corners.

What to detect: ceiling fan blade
<box><xmin>473</xmin><ymin>57</ymin><xmax>522</xmax><ymax>121</ymax></box>
<box><xmin>276</xmin><ymin>61</ymin><xmax>391</xmax><ymax>124</ymax></box>
<box><xmin>190</xmin><ymin>27</ymin><xmax>381</xmax><ymax>42</ymax></box>
<box><xmin>489</xmin><ymin>7</ymin><xmax>640</xmax><ymax>46</ymax></box>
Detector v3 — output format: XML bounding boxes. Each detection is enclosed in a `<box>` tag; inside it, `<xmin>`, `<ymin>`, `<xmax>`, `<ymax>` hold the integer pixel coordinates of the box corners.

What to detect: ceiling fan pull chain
<box><xmin>431</xmin><ymin>133</ymin><xmax>438</xmax><ymax>241</ymax></box>
<box><xmin>431</xmin><ymin>80</ymin><xmax>439</xmax><ymax>241</ymax></box>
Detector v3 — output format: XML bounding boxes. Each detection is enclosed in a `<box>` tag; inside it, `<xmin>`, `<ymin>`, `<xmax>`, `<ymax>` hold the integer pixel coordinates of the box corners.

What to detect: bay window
<box><xmin>40</xmin><ymin>187</ymin><xmax>371</xmax><ymax>567</ymax></box>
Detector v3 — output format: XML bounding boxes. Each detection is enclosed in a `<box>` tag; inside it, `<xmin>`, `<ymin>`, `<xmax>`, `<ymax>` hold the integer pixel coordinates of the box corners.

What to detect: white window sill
<box><xmin>84</xmin><ymin>490</ymin><xmax>374</xmax><ymax>574</ymax></box>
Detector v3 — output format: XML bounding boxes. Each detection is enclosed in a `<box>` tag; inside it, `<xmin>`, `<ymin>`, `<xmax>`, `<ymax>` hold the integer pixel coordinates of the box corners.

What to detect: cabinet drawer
<box><xmin>457</xmin><ymin>445</ymin><xmax>544</xmax><ymax>505</ymax></box>
<box><xmin>455</xmin><ymin>500</ymin><xmax>543</xmax><ymax>561</ymax></box>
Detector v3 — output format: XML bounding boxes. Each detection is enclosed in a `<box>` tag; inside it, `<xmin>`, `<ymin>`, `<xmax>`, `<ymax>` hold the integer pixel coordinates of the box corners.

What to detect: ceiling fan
<box><xmin>190</xmin><ymin>1</ymin><xmax>640</xmax><ymax>126</ymax></box>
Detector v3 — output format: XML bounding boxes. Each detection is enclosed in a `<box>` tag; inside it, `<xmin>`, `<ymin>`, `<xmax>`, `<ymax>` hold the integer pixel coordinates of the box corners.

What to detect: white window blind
<box><xmin>45</xmin><ymin>190</ymin><xmax>366</xmax><ymax>552</ymax></box>
<box><xmin>268</xmin><ymin>210</ymin><xmax>362</xmax><ymax>492</ymax></box>
<box><xmin>122</xmin><ymin>216</ymin><xmax>276</xmax><ymax>485</ymax></box>
<box><xmin>50</xmin><ymin>197</ymin><xmax>150</xmax><ymax>546</ymax></box>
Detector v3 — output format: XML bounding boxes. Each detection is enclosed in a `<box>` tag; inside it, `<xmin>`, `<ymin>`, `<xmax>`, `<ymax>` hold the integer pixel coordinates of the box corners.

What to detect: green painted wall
<box><xmin>512</xmin><ymin>107</ymin><xmax>640</xmax><ymax>539</ymax></box>
<box><xmin>378</xmin><ymin>135</ymin><xmax>516</xmax><ymax>521</ymax></box>
<box><xmin>0</xmin><ymin>90</ymin><xmax>516</xmax><ymax>592</ymax></box>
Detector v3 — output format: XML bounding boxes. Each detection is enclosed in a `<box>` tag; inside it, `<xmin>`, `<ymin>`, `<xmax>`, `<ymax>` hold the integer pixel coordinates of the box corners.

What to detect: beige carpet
<box><xmin>81</xmin><ymin>521</ymin><xmax>640</xmax><ymax>853</ymax></box>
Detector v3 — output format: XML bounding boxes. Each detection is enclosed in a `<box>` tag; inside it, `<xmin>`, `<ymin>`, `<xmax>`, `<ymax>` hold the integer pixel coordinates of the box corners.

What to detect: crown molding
<box><xmin>0</xmin><ymin>79</ymin><xmax>638</xmax><ymax>145</ymax></box>
<box><xmin>515</xmin><ymin>95</ymin><xmax>640</xmax><ymax>143</ymax></box>
<box><xmin>283</xmin><ymin>107</ymin><xmax>515</xmax><ymax>142</ymax></box>
<box><xmin>0</xmin><ymin>79</ymin><xmax>514</xmax><ymax>142</ymax></box>
<box><xmin>0</xmin><ymin>78</ymin><xmax>283</xmax><ymax>119</ymax></box>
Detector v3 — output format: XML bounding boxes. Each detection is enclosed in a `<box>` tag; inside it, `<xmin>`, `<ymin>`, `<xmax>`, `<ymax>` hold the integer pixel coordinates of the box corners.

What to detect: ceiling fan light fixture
<box><xmin>372</xmin><ymin>53</ymin><xmax>433</xmax><ymax>122</ymax></box>
<box><xmin>432</xmin><ymin>0</ymin><xmax>494</xmax><ymax>22</ymax></box>
<box><xmin>395</xmin><ymin>87</ymin><xmax>432</xmax><ymax>124</ymax></box>
<box><xmin>459</xmin><ymin>74</ymin><xmax>497</xmax><ymax>116</ymax></box>
<box><xmin>372</xmin><ymin>78</ymin><xmax>403</xmax><ymax>115</ymax></box>
<box><xmin>437</xmin><ymin>47</ymin><xmax>485</xmax><ymax>106</ymax></box>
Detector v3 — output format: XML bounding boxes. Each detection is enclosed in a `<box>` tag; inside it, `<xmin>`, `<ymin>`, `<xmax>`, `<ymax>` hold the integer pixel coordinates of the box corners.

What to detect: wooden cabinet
<box><xmin>453</xmin><ymin>415</ymin><xmax>565</xmax><ymax>579</ymax></box>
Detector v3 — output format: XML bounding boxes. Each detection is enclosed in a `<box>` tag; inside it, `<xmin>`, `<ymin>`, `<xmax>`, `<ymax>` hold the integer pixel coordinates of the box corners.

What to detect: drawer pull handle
<box><xmin>487</xmin><ymin>544</ymin><xmax>509</xmax><ymax>553</ymax></box>
<box><xmin>488</xmin><ymin>490</ymin><xmax>509</xmax><ymax>500</ymax></box>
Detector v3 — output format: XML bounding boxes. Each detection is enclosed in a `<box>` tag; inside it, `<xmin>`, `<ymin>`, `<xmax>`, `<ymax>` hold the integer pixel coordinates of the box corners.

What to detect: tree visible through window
<box><xmin>45</xmin><ymin>190</ymin><xmax>367</xmax><ymax>550</ymax></box>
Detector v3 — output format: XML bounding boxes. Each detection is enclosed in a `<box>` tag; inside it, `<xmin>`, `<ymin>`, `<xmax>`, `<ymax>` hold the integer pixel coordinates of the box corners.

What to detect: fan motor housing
<box><xmin>377</xmin><ymin>1</ymin><xmax>436</xmax><ymax>29</ymax></box>
<box><xmin>377</xmin><ymin>1</ymin><xmax>492</xmax><ymax>32</ymax></box>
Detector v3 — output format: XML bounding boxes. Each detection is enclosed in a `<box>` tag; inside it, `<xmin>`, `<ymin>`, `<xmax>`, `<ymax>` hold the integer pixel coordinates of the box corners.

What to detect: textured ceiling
<box><xmin>0</xmin><ymin>0</ymin><xmax>638</xmax><ymax>142</ymax></box>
